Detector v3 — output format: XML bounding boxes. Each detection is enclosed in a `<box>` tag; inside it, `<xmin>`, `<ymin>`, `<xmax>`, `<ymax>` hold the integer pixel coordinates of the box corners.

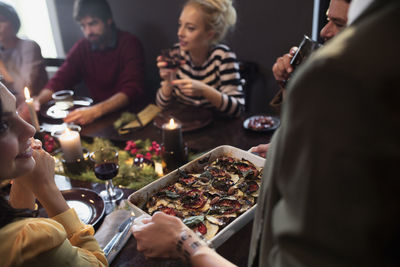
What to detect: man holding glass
<box><xmin>272</xmin><ymin>0</ymin><xmax>352</xmax><ymax>84</ymax></box>
<box><xmin>35</xmin><ymin>0</ymin><xmax>145</xmax><ymax>125</ymax></box>
<box><xmin>251</xmin><ymin>0</ymin><xmax>352</xmax><ymax>157</ymax></box>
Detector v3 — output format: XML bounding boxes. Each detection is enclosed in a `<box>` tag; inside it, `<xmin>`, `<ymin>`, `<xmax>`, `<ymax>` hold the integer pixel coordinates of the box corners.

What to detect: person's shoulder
<box><xmin>118</xmin><ymin>30</ymin><xmax>142</xmax><ymax>45</ymax></box>
<box><xmin>209</xmin><ymin>44</ymin><xmax>237</xmax><ymax>61</ymax></box>
<box><xmin>69</xmin><ymin>37</ymin><xmax>91</xmax><ymax>53</ymax></box>
<box><xmin>212</xmin><ymin>43</ymin><xmax>233</xmax><ymax>52</ymax></box>
<box><xmin>18</xmin><ymin>38</ymin><xmax>38</xmax><ymax>47</ymax></box>
<box><xmin>17</xmin><ymin>38</ymin><xmax>42</xmax><ymax>52</ymax></box>
<box><xmin>0</xmin><ymin>217</ymin><xmax>67</xmax><ymax>265</ymax></box>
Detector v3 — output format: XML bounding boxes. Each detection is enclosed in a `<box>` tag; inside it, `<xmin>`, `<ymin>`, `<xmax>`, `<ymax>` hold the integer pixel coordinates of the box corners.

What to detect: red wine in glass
<box><xmin>94</xmin><ymin>162</ymin><xmax>119</xmax><ymax>180</ymax></box>
<box><xmin>90</xmin><ymin>148</ymin><xmax>123</xmax><ymax>203</ymax></box>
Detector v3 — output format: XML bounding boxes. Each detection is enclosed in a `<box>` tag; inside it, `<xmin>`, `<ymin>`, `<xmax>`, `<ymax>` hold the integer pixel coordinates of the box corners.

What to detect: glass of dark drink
<box><xmin>90</xmin><ymin>148</ymin><xmax>123</xmax><ymax>202</ymax></box>
<box><xmin>160</xmin><ymin>49</ymin><xmax>183</xmax><ymax>69</ymax></box>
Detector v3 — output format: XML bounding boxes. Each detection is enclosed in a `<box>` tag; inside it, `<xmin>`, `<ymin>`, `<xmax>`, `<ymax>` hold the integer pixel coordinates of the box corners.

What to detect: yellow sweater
<box><xmin>0</xmin><ymin>208</ymin><xmax>107</xmax><ymax>267</ymax></box>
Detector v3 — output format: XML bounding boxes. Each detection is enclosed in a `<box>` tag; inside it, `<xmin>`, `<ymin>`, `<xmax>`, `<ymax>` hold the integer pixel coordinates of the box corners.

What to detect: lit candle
<box><xmin>162</xmin><ymin>118</ymin><xmax>183</xmax><ymax>152</ymax></box>
<box><xmin>24</xmin><ymin>87</ymin><xmax>40</xmax><ymax>131</ymax></box>
<box><xmin>58</xmin><ymin>128</ymin><xmax>83</xmax><ymax>162</ymax></box>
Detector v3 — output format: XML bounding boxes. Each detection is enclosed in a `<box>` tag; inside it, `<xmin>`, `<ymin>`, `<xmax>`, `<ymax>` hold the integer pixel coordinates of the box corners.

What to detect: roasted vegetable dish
<box><xmin>144</xmin><ymin>156</ymin><xmax>263</xmax><ymax>240</ymax></box>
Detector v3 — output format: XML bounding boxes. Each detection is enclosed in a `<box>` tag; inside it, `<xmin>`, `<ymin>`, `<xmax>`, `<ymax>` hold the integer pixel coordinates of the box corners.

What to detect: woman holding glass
<box><xmin>0</xmin><ymin>83</ymin><xmax>107</xmax><ymax>266</ymax></box>
<box><xmin>155</xmin><ymin>0</ymin><xmax>245</xmax><ymax>117</ymax></box>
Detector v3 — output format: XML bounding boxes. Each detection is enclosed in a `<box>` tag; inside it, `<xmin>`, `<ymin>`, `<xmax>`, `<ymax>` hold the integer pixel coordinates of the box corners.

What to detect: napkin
<box><xmin>118</xmin><ymin>104</ymin><xmax>161</xmax><ymax>135</ymax></box>
<box><xmin>94</xmin><ymin>202</ymin><xmax>135</xmax><ymax>264</ymax></box>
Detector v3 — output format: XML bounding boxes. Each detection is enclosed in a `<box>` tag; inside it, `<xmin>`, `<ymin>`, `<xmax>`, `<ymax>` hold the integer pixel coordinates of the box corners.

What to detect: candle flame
<box><xmin>24</xmin><ymin>87</ymin><xmax>31</xmax><ymax>99</ymax></box>
<box><xmin>169</xmin><ymin>118</ymin><xmax>175</xmax><ymax>127</ymax></box>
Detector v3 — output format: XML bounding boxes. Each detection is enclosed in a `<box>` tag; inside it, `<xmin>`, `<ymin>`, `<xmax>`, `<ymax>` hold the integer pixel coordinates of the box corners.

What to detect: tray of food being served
<box><xmin>127</xmin><ymin>145</ymin><xmax>265</xmax><ymax>248</ymax></box>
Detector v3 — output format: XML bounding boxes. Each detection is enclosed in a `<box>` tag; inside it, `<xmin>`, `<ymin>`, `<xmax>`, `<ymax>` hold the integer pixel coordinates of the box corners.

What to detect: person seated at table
<box><xmin>156</xmin><ymin>0</ymin><xmax>245</xmax><ymax>117</ymax></box>
<box><xmin>0</xmin><ymin>2</ymin><xmax>48</xmax><ymax>107</ymax></box>
<box><xmin>132</xmin><ymin>1</ymin><xmax>400</xmax><ymax>266</ymax></box>
<box><xmin>250</xmin><ymin>0</ymin><xmax>351</xmax><ymax>158</ymax></box>
<box><xmin>0</xmin><ymin>83</ymin><xmax>107</xmax><ymax>266</ymax></box>
<box><xmin>35</xmin><ymin>0</ymin><xmax>145</xmax><ymax>125</ymax></box>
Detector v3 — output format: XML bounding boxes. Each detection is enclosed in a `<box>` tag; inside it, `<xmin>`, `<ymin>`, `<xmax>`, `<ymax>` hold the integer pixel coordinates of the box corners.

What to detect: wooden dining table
<box><xmin>43</xmin><ymin>107</ymin><xmax>276</xmax><ymax>267</ymax></box>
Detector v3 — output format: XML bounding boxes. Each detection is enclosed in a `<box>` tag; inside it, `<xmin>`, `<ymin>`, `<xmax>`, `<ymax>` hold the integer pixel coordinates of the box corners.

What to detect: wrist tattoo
<box><xmin>176</xmin><ymin>229</ymin><xmax>208</xmax><ymax>265</ymax></box>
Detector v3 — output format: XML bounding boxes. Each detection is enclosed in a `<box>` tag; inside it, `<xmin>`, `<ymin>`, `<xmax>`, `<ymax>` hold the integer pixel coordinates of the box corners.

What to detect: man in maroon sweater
<box><xmin>35</xmin><ymin>0</ymin><xmax>145</xmax><ymax>125</ymax></box>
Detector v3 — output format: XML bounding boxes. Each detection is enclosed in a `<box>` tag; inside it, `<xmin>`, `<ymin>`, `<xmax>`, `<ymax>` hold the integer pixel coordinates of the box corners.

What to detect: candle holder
<box><xmin>161</xmin><ymin>144</ymin><xmax>188</xmax><ymax>173</ymax></box>
<box><xmin>61</xmin><ymin>151</ymin><xmax>90</xmax><ymax>175</ymax></box>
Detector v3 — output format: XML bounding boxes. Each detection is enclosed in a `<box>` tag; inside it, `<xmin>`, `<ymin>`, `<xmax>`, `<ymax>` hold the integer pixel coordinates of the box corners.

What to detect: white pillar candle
<box><xmin>59</xmin><ymin>128</ymin><xmax>83</xmax><ymax>162</ymax></box>
<box><xmin>24</xmin><ymin>87</ymin><xmax>40</xmax><ymax>131</ymax></box>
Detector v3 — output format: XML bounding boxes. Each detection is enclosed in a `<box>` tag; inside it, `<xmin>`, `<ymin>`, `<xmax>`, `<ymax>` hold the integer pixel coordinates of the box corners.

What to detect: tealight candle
<box><xmin>162</xmin><ymin>118</ymin><xmax>183</xmax><ymax>152</ymax></box>
<box><xmin>24</xmin><ymin>87</ymin><xmax>40</xmax><ymax>131</ymax></box>
<box><xmin>58</xmin><ymin>128</ymin><xmax>83</xmax><ymax>162</ymax></box>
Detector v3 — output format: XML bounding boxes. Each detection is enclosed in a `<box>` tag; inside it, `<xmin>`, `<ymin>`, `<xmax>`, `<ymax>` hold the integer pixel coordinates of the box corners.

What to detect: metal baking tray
<box><xmin>127</xmin><ymin>145</ymin><xmax>265</xmax><ymax>248</ymax></box>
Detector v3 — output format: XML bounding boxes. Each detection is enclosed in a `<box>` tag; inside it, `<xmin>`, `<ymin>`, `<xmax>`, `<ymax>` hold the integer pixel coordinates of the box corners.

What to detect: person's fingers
<box><xmin>171</xmin><ymin>79</ymin><xmax>186</xmax><ymax>85</ymax></box>
<box><xmin>64</xmin><ymin>110</ymin><xmax>83</xmax><ymax>123</ymax></box>
<box><xmin>282</xmin><ymin>54</ymin><xmax>293</xmax><ymax>74</ymax></box>
<box><xmin>289</xmin><ymin>46</ymin><xmax>298</xmax><ymax>56</ymax></box>
<box><xmin>157</xmin><ymin>61</ymin><xmax>167</xmax><ymax>68</ymax></box>
<box><xmin>273</xmin><ymin>57</ymin><xmax>287</xmax><ymax>81</ymax></box>
<box><xmin>135</xmin><ymin>238</ymin><xmax>147</xmax><ymax>252</ymax></box>
<box><xmin>31</xmin><ymin>138</ymin><xmax>42</xmax><ymax>150</ymax></box>
<box><xmin>272</xmin><ymin>62</ymin><xmax>280</xmax><ymax>81</ymax></box>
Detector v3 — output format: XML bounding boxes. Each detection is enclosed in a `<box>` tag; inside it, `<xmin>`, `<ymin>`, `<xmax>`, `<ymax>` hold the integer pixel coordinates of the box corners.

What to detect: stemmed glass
<box><xmin>90</xmin><ymin>148</ymin><xmax>124</xmax><ymax>203</ymax></box>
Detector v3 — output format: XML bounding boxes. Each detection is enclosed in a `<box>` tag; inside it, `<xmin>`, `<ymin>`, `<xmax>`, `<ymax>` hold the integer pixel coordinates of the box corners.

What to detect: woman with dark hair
<box><xmin>0</xmin><ymin>2</ymin><xmax>48</xmax><ymax>107</ymax></box>
<box><xmin>0</xmin><ymin>82</ymin><xmax>107</xmax><ymax>266</ymax></box>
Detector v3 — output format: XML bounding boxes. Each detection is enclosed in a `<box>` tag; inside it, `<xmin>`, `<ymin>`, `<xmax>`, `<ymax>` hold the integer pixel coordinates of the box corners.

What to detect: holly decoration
<box><xmin>124</xmin><ymin>139</ymin><xmax>162</xmax><ymax>164</ymax></box>
<box><xmin>43</xmin><ymin>134</ymin><xmax>57</xmax><ymax>153</ymax></box>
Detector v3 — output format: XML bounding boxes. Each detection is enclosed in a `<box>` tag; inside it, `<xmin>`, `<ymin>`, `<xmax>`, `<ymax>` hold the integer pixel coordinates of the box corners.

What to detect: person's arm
<box><xmin>8</xmin><ymin>139</ymin><xmax>42</xmax><ymax>210</ymax></box>
<box><xmin>34</xmin><ymin>41</ymin><xmax>85</xmax><ymax>110</ymax></box>
<box><xmin>63</xmin><ymin>92</ymin><xmax>129</xmax><ymax>125</ymax></box>
<box><xmin>155</xmin><ymin>53</ymin><xmax>179</xmax><ymax>108</ymax></box>
<box><xmin>0</xmin><ymin>59</ymin><xmax>14</xmax><ymax>83</ymax></box>
<box><xmin>171</xmin><ymin>79</ymin><xmax>223</xmax><ymax>107</ymax></box>
<box><xmin>19</xmin><ymin>40</ymin><xmax>48</xmax><ymax>96</ymax></box>
<box><xmin>10</xmin><ymin>139</ymin><xmax>69</xmax><ymax>216</ymax></box>
<box><xmin>249</xmin><ymin>143</ymin><xmax>270</xmax><ymax>158</ymax></box>
<box><xmin>112</xmin><ymin>33</ymin><xmax>145</xmax><ymax>110</ymax></box>
<box><xmin>171</xmin><ymin>47</ymin><xmax>245</xmax><ymax>117</ymax></box>
<box><xmin>64</xmin><ymin>33</ymin><xmax>145</xmax><ymax>125</ymax></box>
<box><xmin>8</xmin><ymin>139</ymin><xmax>107</xmax><ymax>265</ymax></box>
<box><xmin>132</xmin><ymin>212</ymin><xmax>236</xmax><ymax>267</ymax></box>
<box><xmin>34</xmin><ymin>87</ymin><xmax>53</xmax><ymax>110</ymax></box>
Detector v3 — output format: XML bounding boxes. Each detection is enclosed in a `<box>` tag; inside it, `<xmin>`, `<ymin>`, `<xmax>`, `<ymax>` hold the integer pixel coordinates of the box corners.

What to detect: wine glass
<box><xmin>90</xmin><ymin>147</ymin><xmax>124</xmax><ymax>203</ymax></box>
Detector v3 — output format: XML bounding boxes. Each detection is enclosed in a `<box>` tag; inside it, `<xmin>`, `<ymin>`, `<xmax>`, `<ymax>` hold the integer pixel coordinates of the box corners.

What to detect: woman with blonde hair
<box><xmin>156</xmin><ymin>0</ymin><xmax>245</xmax><ymax>117</ymax></box>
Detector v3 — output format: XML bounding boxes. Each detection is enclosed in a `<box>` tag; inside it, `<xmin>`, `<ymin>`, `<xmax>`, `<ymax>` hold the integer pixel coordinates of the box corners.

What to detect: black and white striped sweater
<box><xmin>156</xmin><ymin>44</ymin><xmax>245</xmax><ymax>117</ymax></box>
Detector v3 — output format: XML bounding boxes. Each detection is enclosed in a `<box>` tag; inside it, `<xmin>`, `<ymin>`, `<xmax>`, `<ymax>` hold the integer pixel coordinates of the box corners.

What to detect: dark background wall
<box><xmin>54</xmin><ymin>0</ymin><xmax>314</xmax><ymax>114</ymax></box>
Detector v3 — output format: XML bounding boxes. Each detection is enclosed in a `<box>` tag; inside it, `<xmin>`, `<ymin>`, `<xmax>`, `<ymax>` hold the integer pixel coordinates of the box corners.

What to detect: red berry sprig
<box><xmin>124</xmin><ymin>140</ymin><xmax>161</xmax><ymax>161</ymax></box>
<box><xmin>43</xmin><ymin>134</ymin><xmax>57</xmax><ymax>153</ymax></box>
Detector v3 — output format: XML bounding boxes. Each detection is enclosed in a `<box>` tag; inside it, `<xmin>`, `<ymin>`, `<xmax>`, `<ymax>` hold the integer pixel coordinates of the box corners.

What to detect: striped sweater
<box><xmin>156</xmin><ymin>44</ymin><xmax>245</xmax><ymax>117</ymax></box>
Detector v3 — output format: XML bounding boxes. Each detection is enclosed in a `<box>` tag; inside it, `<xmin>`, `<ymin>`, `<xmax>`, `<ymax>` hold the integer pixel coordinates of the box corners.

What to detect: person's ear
<box><xmin>207</xmin><ymin>30</ymin><xmax>215</xmax><ymax>42</ymax></box>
